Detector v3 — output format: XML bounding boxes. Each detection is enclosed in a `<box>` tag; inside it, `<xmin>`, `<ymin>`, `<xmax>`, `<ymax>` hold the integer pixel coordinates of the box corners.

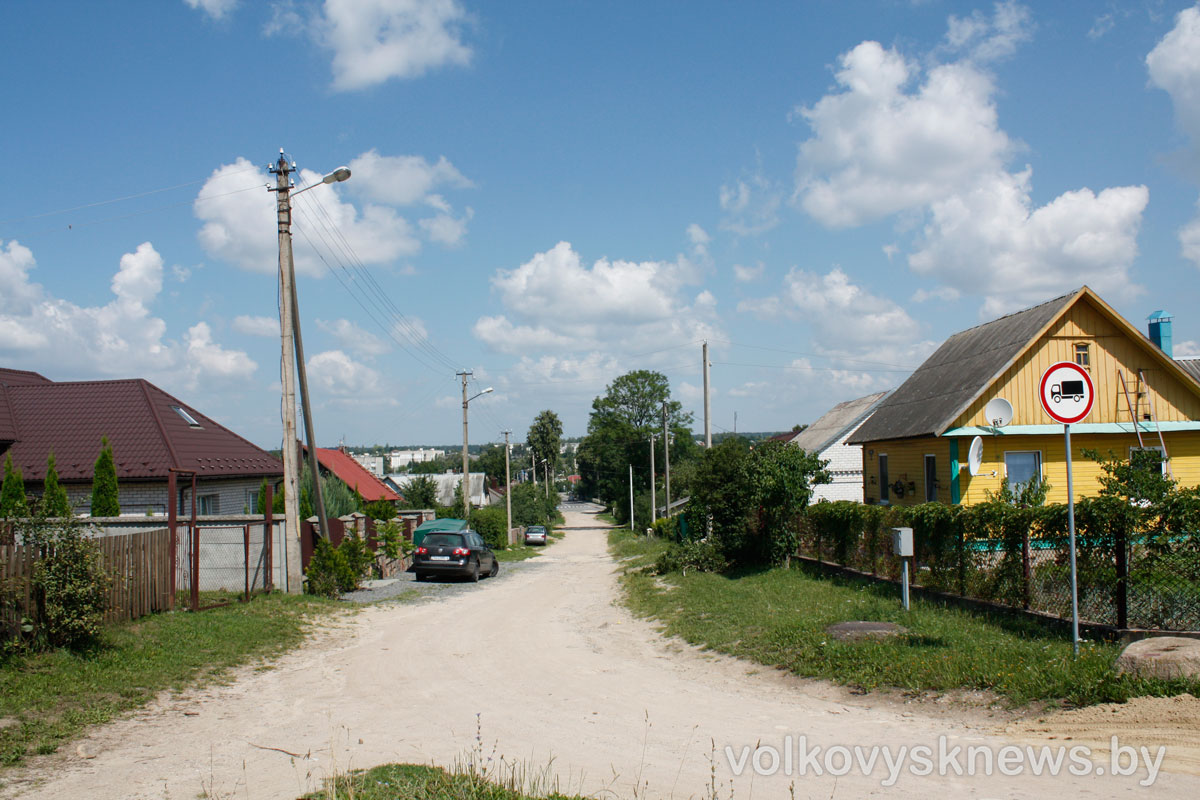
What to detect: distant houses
<box><xmin>787</xmin><ymin>391</ymin><xmax>890</xmax><ymax>503</ymax></box>
<box><xmin>0</xmin><ymin>367</ymin><xmax>281</xmax><ymax>516</ymax></box>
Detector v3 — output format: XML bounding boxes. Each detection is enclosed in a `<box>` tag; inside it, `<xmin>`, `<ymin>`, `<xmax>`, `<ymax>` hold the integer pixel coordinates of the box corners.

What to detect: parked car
<box><xmin>411</xmin><ymin>531</ymin><xmax>498</xmax><ymax>582</ymax></box>
<box><xmin>523</xmin><ymin>525</ymin><xmax>548</xmax><ymax>546</ymax></box>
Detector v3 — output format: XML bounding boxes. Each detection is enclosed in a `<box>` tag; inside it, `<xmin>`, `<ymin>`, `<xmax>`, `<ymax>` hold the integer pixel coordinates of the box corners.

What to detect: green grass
<box><xmin>608</xmin><ymin>532</ymin><xmax>1200</xmax><ymax>707</ymax></box>
<box><xmin>0</xmin><ymin>591</ymin><xmax>344</xmax><ymax>768</ymax></box>
<box><xmin>494</xmin><ymin>545</ymin><xmax>543</xmax><ymax>563</ymax></box>
<box><xmin>303</xmin><ymin>763</ymin><xmax>588</xmax><ymax>800</ymax></box>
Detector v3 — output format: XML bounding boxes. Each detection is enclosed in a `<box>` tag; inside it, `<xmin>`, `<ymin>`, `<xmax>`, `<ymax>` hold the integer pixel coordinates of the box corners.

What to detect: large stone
<box><xmin>1115</xmin><ymin>636</ymin><xmax>1200</xmax><ymax>681</ymax></box>
<box><xmin>825</xmin><ymin>621</ymin><xmax>907</xmax><ymax>642</ymax></box>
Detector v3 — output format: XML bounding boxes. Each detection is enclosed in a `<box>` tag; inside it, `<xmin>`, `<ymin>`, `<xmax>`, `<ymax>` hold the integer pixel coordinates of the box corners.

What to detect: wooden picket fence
<box><xmin>1</xmin><ymin>528</ymin><xmax>173</xmax><ymax>631</ymax></box>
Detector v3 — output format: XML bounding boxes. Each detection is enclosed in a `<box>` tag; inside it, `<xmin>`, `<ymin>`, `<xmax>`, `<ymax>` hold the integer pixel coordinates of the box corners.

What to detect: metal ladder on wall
<box><xmin>1117</xmin><ymin>369</ymin><xmax>1172</xmax><ymax>476</ymax></box>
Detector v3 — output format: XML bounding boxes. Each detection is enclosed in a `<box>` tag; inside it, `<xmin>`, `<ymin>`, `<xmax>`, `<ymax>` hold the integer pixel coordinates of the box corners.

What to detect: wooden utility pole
<box><xmin>503</xmin><ymin>430</ymin><xmax>513</xmax><ymax>545</ymax></box>
<box><xmin>703</xmin><ymin>340</ymin><xmax>711</xmax><ymax>448</ymax></box>
<box><xmin>459</xmin><ymin>370</ymin><xmax>472</xmax><ymax>520</ymax></box>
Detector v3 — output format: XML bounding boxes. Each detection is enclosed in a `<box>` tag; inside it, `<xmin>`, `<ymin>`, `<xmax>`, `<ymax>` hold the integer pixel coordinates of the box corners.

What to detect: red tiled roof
<box><xmin>0</xmin><ymin>368</ymin><xmax>51</xmax><ymax>386</ymax></box>
<box><xmin>309</xmin><ymin>447</ymin><xmax>400</xmax><ymax>503</ymax></box>
<box><xmin>0</xmin><ymin>371</ymin><xmax>282</xmax><ymax>482</ymax></box>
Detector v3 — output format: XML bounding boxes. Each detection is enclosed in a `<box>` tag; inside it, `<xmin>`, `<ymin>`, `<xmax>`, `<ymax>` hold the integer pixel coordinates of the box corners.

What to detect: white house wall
<box><xmin>811</xmin><ymin>429</ymin><xmax>867</xmax><ymax>503</ymax></box>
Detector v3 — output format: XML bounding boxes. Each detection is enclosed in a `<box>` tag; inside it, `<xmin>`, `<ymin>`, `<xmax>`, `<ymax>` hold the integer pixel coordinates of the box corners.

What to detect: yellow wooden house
<box><xmin>848</xmin><ymin>286</ymin><xmax>1200</xmax><ymax>506</ymax></box>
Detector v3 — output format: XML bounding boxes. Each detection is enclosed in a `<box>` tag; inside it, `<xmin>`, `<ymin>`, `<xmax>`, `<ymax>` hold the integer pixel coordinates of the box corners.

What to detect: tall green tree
<box><xmin>475</xmin><ymin>443</ymin><xmax>510</xmax><ymax>488</ymax></box>
<box><xmin>90</xmin><ymin>436</ymin><xmax>120</xmax><ymax>517</ymax></box>
<box><xmin>1</xmin><ymin>452</ymin><xmax>28</xmax><ymax>518</ymax></box>
<box><xmin>42</xmin><ymin>451</ymin><xmax>72</xmax><ymax>517</ymax></box>
<box><xmin>578</xmin><ymin>370</ymin><xmax>693</xmax><ymax>508</ymax></box>
<box><xmin>400</xmin><ymin>475</ymin><xmax>439</xmax><ymax>509</ymax></box>
<box><xmin>527</xmin><ymin>410</ymin><xmax>564</xmax><ymax>477</ymax></box>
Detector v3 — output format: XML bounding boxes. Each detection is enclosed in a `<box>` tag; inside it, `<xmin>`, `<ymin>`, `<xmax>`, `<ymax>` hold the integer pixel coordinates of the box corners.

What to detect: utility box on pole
<box><xmin>891</xmin><ymin>526</ymin><xmax>913</xmax><ymax>557</ymax></box>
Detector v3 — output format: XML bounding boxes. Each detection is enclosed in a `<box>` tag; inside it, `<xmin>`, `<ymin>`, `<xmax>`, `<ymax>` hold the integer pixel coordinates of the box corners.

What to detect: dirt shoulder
<box><xmin>3</xmin><ymin>509</ymin><xmax>1197</xmax><ymax>798</ymax></box>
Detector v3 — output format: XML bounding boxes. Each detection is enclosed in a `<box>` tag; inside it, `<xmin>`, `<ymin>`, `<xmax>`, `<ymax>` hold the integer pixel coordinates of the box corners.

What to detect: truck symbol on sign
<box><xmin>1051</xmin><ymin>380</ymin><xmax>1085</xmax><ymax>403</ymax></box>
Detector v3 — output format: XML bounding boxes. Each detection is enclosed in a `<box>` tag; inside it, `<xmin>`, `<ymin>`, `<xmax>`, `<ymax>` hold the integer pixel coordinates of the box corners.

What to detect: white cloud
<box><xmin>795</xmin><ymin>42</ymin><xmax>1011</xmax><ymax>227</ymax></box>
<box><xmin>233</xmin><ymin>315</ymin><xmax>280</xmax><ymax>337</ymax></box>
<box><xmin>740</xmin><ymin>266</ymin><xmax>934</xmax><ymax>372</ymax></box>
<box><xmin>185</xmin><ymin>322</ymin><xmax>257</xmax><ymax>381</ymax></box>
<box><xmin>419</xmin><ymin>207</ymin><xmax>473</xmax><ymax>246</ymax></box>
<box><xmin>733</xmin><ymin>262</ymin><xmax>764</xmax><ymax>282</ymax></box>
<box><xmin>307</xmin><ymin>349</ymin><xmax>383</xmax><ymax>396</ymax></box>
<box><xmin>911</xmin><ymin>286</ymin><xmax>960</xmax><ymax>303</ymax></box>
<box><xmin>315</xmin><ymin>0</ymin><xmax>473</xmax><ymax>91</ymax></box>
<box><xmin>472</xmin><ymin>316</ymin><xmax>576</xmax><ymax>355</ymax></box>
<box><xmin>1148</xmin><ymin>6</ymin><xmax>1200</xmax><ymax>269</ymax></box>
<box><xmin>1175</xmin><ymin>340</ymin><xmax>1200</xmax><ymax>358</ymax></box>
<box><xmin>194</xmin><ymin>156</ymin><xmax>421</xmax><ymax>277</ymax></box>
<box><xmin>184</xmin><ymin>0</ymin><xmax>237</xmax><ymax>20</ymax></box>
<box><xmin>720</xmin><ymin>170</ymin><xmax>782</xmax><ymax>236</ymax></box>
<box><xmin>317</xmin><ymin>318</ymin><xmax>389</xmax><ymax>357</ymax></box>
<box><xmin>909</xmin><ymin>170</ymin><xmax>1148</xmax><ymax>316</ymax></box>
<box><xmin>0</xmin><ymin>240</ymin><xmax>255</xmax><ymax>389</ymax></box>
<box><xmin>791</xmin><ymin>5</ymin><xmax>1145</xmax><ymax>313</ymax></box>
<box><xmin>348</xmin><ymin>150</ymin><xmax>472</xmax><ymax>205</ymax></box>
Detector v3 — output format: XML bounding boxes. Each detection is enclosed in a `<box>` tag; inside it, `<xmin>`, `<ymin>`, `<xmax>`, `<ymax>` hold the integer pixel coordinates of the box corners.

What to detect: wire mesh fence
<box><xmin>799</xmin><ymin>506</ymin><xmax>1200</xmax><ymax>631</ymax></box>
<box><xmin>175</xmin><ymin>521</ymin><xmax>286</xmax><ymax>603</ymax></box>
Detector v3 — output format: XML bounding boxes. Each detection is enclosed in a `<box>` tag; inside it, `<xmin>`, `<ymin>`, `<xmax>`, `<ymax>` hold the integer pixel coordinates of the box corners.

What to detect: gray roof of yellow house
<box><xmin>791</xmin><ymin>391</ymin><xmax>891</xmax><ymax>454</ymax></box>
<box><xmin>849</xmin><ymin>291</ymin><xmax>1076</xmax><ymax>444</ymax></box>
<box><xmin>1177</xmin><ymin>359</ymin><xmax>1200</xmax><ymax>385</ymax></box>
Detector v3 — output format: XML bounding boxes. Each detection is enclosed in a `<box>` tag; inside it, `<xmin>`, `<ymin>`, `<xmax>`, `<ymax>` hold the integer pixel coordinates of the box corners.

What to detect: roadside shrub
<box><xmin>305</xmin><ymin>538</ymin><xmax>356</xmax><ymax>598</ymax></box>
<box><xmin>654</xmin><ymin>537</ymin><xmax>729</xmax><ymax>575</ymax></box>
<box><xmin>362</xmin><ymin>499</ymin><xmax>396</xmax><ymax>521</ymax></box>
<box><xmin>339</xmin><ymin>532</ymin><xmax>374</xmax><ymax>583</ymax></box>
<box><xmin>651</xmin><ymin>515</ymin><xmax>678</xmax><ymax>540</ymax></box>
<box><xmin>469</xmin><ymin>506</ymin><xmax>509</xmax><ymax>550</ymax></box>
<box><xmin>15</xmin><ymin>514</ymin><xmax>110</xmax><ymax>650</ymax></box>
<box><xmin>1</xmin><ymin>453</ymin><xmax>28</xmax><ymax>518</ymax></box>
<box><xmin>375</xmin><ymin>519</ymin><xmax>405</xmax><ymax>561</ymax></box>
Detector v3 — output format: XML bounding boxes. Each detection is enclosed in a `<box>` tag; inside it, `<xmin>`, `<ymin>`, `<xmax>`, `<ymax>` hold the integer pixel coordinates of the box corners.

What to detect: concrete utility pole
<box><xmin>703</xmin><ymin>340</ymin><xmax>712</xmax><ymax>448</ymax></box>
<box><xmin>272</xmin><ymin>154</ymin><xmax>302</xmax><ymax>591</ymax></box>
<box><xmin>663</xmin><ymin>402</ymin><xmax>671</xmax><ymax>517</ymax></box>
<box><xmin>503</xmin><ymin>430</ymin><xmax>513</xmax><ymax>545</ymax></box>
<box><xmin>649</xmin><ymin>432</ymin><xmax>657</xmax><ymax>524</ymax></box>
<box><xmin>270</xmin><ymin>150</ymin><xmax>347</xmax><ymax>584</ymax></box>
<box><xmin>629</xmin><ymin>464</ymin><xmax>634</xmax><ymax>533</ymax></box>
<box><xmin>459</xmin><ymin>370</ymin><xmax>472</xmax><ymax>520</ymax></box>
<box><xmin>543</xmin><ymin>459</ymin><xmax>550</xmax><ymax>499</ymax></box>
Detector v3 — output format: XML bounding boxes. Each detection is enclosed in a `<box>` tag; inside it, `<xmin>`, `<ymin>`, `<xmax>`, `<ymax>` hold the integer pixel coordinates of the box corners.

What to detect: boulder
<box><xmin>825</xmin><ymin>621</ymin><xmax>907</xmax><ymax>642</ymax></box>
<box><xmin>1115</xmin><ymin>636</ymin><xmax>1200</xmax><ymax>681</ymax></box>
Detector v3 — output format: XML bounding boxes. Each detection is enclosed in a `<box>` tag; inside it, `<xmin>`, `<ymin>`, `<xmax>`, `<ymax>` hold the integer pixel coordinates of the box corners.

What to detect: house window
<box><xmin>1074</xmin><ymin>343</ymin><xmax>1090</xmax><ymax>369</ymax></box>
<box><xmin>879</xmin><ymin>454</ymin><xmax>889</xmax><ymax>504</ymax></box>
<box><xmin>1129</xmin><ymin>446</ymin><xmax>1167</xmax><ymax>476</ymax></box>
<box><xmin>1004</xmin><ymin>451</ymin><xmax>1042</xmax><ymax>495</ymax></box>
<box><xmin>171</xmin><ymin>405</ymin><xmax>202</xmax><ymax>428</ymax></box>
<box><xmin>197</xmin><ymin>494</ymin><xmax>219</xmax><ymax>515</ymax></box>
<box><xmin>924</xmin><ymin>454</ymin><xmax>938</xmax><ymax>502</ymax></box>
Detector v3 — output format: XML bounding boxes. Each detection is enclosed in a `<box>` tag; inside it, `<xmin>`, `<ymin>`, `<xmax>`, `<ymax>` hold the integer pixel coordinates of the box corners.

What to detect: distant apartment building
<box><xmin>389</xmin><ymin>448</ymin><xmax>444</xmax><ymax>468</ymax></box>
<box><xmin>351</xmin><ymin>453</ymin><xmax>385</xmax><ymax>476</ymax></box>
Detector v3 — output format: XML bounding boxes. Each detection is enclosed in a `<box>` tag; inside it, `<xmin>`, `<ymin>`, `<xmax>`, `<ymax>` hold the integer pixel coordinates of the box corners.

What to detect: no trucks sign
<box><xmin>1039</xmin><ymin>361</ymin><xmax>1094</xmax><ymax>424</ymax></box>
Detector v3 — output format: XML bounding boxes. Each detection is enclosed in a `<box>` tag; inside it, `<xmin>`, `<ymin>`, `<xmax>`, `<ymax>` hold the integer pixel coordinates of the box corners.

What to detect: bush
<box><xmin>12</xmin><ymin>515</ymin><xmax>110</xmax><ymax>650</ymax></box>
<box><xmin>1</xmin><ymin>452</ymin><xmax>28</xmax><ymax>518</ymax></box>
<box><xmin>304</xmin><ymin>538</ymin><xmax>357</xmax><ymax>598</ymax></box>
<box><xmin>363</xmin><ymin>499</ymin><xmax>396</xmax><ymax>521</ymax></box>
<box><xmin>91</xmin><ymin>436</ymin><xmax>120</xmax><ymax>517</ymax></box>
<box><xmin>470</xmin><ymin>506</ymin><xmax>509</xmax><ymax>550</ymax></box>
<box><xmin>654</xmin><ymin>537</ymin><xmax>729</xmax><ymax>575</ymax></box>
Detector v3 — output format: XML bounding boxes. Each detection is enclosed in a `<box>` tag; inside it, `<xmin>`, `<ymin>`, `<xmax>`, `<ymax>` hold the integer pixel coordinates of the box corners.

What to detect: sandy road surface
<box><xmin>4</xmin><ymin>508</ymin><xmax>1198</xmax><ymax>799</ymax></box>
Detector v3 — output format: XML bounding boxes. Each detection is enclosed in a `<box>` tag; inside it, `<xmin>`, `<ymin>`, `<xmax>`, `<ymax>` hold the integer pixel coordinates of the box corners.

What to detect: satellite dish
<box><xmin>984</xmin><ymin>397</ymin><xmax>1013</xmax><ymax>428</ymax></box>
<box><xmin>968</xmin><ymin>436</ymin><xmax>984</xmax><ymax>477</ymax></box>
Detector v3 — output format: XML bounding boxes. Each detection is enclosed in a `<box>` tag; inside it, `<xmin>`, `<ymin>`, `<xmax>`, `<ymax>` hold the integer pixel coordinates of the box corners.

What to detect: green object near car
<box><xmin>412</xmin><ymin>518</ymin><xmax>468</xmax><ymax>546</ymax></box>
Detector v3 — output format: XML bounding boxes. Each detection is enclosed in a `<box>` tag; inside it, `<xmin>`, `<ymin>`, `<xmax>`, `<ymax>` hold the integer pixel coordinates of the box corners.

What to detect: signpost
<box><xmin>1039</xmin><ymin>362</ymin><xmax>1094</xmax><ymax>656</ymax></box>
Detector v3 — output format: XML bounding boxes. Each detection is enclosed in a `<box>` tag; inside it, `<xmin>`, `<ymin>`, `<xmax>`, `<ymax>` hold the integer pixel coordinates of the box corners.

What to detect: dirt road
<box><xmin>5</xmin><ymin>508</ymin><xmax>1198</xmax><ymax>798</ymax></box>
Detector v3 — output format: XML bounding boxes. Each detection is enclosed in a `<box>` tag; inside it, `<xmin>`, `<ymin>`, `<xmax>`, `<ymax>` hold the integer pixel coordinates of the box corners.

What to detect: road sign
<box><xmin>1039</xmin><ymin>362</ymin><xmax>1094</xmax><ymax>424</ymax></box>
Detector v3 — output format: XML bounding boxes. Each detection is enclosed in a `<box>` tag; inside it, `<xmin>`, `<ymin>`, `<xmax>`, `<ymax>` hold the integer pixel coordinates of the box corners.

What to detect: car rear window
<box><xmin>423</xmin><ymin>533</ymin><xmax>464</xmax><ymax>547</ymax></box>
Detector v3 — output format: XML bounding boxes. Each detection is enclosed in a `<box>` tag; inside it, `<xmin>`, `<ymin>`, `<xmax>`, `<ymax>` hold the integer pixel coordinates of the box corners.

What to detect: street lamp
<box><xmin>270</xmin><ymin>151</ymin><xmax>351</xmax><ymax>587</ymax></box>
<box><xmin>460</xmin><ymin>377</ymin><xmax>493</xmax><ymax>519</ymax></box>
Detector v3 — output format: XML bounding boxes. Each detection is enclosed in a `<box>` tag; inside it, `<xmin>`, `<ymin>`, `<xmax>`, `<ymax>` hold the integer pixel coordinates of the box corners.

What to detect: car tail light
<box><xmin>416</xmin><ymin>546</ymin><xmax>427</xmax><ymax>555</ymax></box>
<box><xmin>452</xmin><ymin>547</ymin><xmax>469</xmax><ymax>556</ymax></box>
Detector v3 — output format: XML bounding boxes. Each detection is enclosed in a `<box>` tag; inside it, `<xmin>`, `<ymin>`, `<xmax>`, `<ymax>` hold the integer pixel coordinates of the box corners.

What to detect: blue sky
<box><xmin>3</xmin><ymin>1</ymin><xmax>1200</xmax><ymax>449</ymax></box>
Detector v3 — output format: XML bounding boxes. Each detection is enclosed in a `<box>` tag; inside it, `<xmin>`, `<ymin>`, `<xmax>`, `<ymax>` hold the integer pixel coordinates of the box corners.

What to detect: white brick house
<box><xmin>788</xmin><ymin>391</ymin><xmax>891</xmax><ymax>503</ymax></box>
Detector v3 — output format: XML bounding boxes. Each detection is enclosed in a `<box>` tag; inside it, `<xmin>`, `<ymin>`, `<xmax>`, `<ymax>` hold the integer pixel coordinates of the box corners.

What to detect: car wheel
<box><xmin>469</xmin><ymin>559</ymin><xmax>480</xmax><ymax>582</ymax></box>
<box><xmin>414</xmin><ymin>572</ymin><xmax>427</xmax><ymax>582</ymax></box>
<box><xmin>489</xmin><ymin>559</ymin><xmax>499</xmax><ymax>578</ymax></box>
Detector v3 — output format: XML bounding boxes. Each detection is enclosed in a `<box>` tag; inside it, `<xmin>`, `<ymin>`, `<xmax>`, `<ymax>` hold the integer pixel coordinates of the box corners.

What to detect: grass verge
<box><xmin>0</xmin><ymin>591</ymin><xmax>343</xmax><ymax>768</ymax></box>
<box><xmin>302</xmin><ymin>763</ymin><xmax>587</xmax><ymax>800</ymax></box>
<box><xmin>608</xmin><ymin>530</ymin><xmax>1199</xmax><ymax>707</ymax></box>
<box><xmin>495</xmin><ymin>545</ymin><xmax>543</xmax><ymax>563</ymax></box>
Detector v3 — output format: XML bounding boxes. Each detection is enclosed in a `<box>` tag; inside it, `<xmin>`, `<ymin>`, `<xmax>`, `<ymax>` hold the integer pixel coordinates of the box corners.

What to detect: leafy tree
<box><xmin>41</xmin><ymin>451</ymin><xmax>72</xmax><ymax>518</ymax></box>
<box><xmin>1</xmin><ymin>452</ymin><xmax>28</xmax><ymax>518</ymax></box>
<box><xmin>470</xmin><ymin>505</ymin><xmax>509</xmax><ymax>549</ymax></box>
<box><xmin>400</xmin><ymin>475</ymin><xmax>439</xmax><ymax>509</ymax></box>
<box><xmin>90</xmin><ymin>436</ymin><xmax>120</xmax><ymax>517</ymax></box>
<box><xmin>408</xmin><ymin>454</ymin><xmax>457</xmax><ymax>474</ymax></box>
<box><xmin>527</xmin><ymin>409</ymin><xmax>564</xmax><ymax>477</ymax></box>
<box><xmin>510</xmin><ymin>482</ymin><xmax>550</xmax><ymax>527</ymax></box>
<box><xmin>362</xmin><ymin>498</ymin><xmax>396</xmax><ymax>520</ymax></box>
<box><xmin>751</xmin><ymin>439</ymin><xmax>829</xmax><ymax>565</ymax></box>
<box><xmin>475</xmin><ymin>443</ymin><xmax>510</xmax><ymax>489</ymax></box>
<box><xmin>578</xmin><ymin>370</ymin><xmax>693</xmax><ymax>509</ymax></box>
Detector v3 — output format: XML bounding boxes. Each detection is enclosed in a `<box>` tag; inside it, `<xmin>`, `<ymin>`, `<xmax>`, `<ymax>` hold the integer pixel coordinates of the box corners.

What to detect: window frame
<box><xmin>1003</xmin><ymin>450</ymin><xmax>1043</xmax><ymax>493</ymax></box>
<box><xmin>924</xmin><ymin>454</ymin><xmax>938</xmax><ymax>502</ymax></box>
<box><xmin>878</xmin><ymin>453</ymin><xmax>890</xmax><ymax>505</ymax></box>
